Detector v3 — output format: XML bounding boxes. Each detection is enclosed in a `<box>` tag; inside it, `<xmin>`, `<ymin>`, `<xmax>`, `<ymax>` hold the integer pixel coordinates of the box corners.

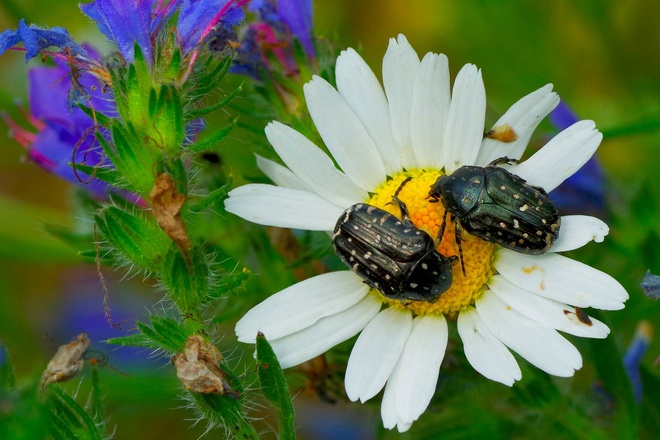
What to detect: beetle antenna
<box><xmin>391</xmin><ymin>195</ymin><xmax>412</xmax><ymax>224</ymax></box>
<box><xmin>393</xmin><ymin>176</ymin><xmax>413</xmax><ymax>199</ymax></box>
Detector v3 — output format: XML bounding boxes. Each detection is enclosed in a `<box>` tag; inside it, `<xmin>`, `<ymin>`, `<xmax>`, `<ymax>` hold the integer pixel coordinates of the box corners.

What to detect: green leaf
<box><xmin>165</xmin><ymin>46</ymin><xmax>182</xmax><ymax>82</ymax></box>
<box><xmin>76</xmin><ymin>104</ymin><xmax>113</xmax><ymax>126</ymax></box>
<box><xmin>188</xmin><ymin>119</ymin><xmax>237</xmax><ymax>154</ymax></box>
<box><xmin>70</xmin><ymin>163</ymin><xmax>121</xmax><ymax>187</ymax></box>
<box><xmin>125</xmin><ymin>43</ymin><xmax>152</xmax><ymax>127</ymax></box>
<box><xmin>107</xmin><ymin>122</ymin><xmax>159</xmax><ymax>195</ymax></box>
<box><xmin>163</xmin><ymin>158</ymin><xmax>188</xmax><ymax>195</ymax></box>
<box><xmin>128</xmin><ymin>316</ymin><xmax>189</xmax><ymax>353</ymax></box>
<box><xmin>94</xmin><ymin>206</ymin><xmax>170</xmax><ymax>273</ymax></box>
<box><xmin>208</xmin><ymin>267</ymin><xmax>251</xmax><ymax>301</ymax></box>
<box><xmin>147</xmin><ymin>85</ymin><xmax>185</xmax><ymax>156</ymax></box>
<box><xmin>106</xmin><ymin>333</ymin><xmax>161</xmax><ymax>350</ymax></box>
<box><xmin>45</xmin><ymin>386</ymin><xmax>105</xmax><ymax>440</ymax></box>
<box><xmin>89</xmin><ymin>369</ymin><xmax>105</xmax><ymax>429</ymax></box>
<box><xmin>188</xmin><ymin>393</ymin><xmax>259</xmax><ymax>440</ymax></box>
<box><xmin>256</xmin><ymin>333</ymin><xmax>295</xmax><ymax>440</ymax></box>
<box><xmin>188</xmin><ymin>182</ymin><xmax>231</xmax><ymax>214</ymax></box>
<box><xmin>193</xmin><ymin>57</ymin><xmax>232</xmax><ymax>97</ymax></box>
<box><xmin>187</xmin><ymin>85</ymin><xmax>243</xmax><ymax>119</ymax></box>
<box><xmin>161</xmin><ymin>246</ymin><xmax>209</xmax><ymax>313</ymax></box>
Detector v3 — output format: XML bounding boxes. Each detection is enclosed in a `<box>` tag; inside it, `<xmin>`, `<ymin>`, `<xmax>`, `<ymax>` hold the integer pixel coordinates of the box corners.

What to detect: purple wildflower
<box><xmin>548</xmin><ymin>102</ymin><xmax>606</xmax><ymax>217</ymax></box>
<box><xmin>177</xmin><ymin>0</ymin><xmax>247</xmax><ymax>54</ymax></box>
<box><xmin>80</xmin><ymin>0</ymin><xmax>184</xmax><ymax>65</ymax></box>
<box><xmin>0</xmin><ymin>18</ymin><xmax>86</xmax><ymax>62</ymax></box>
<box><xmin>3</xmin><ymin>46</ymin><xmax>116</xmax><ymax>196</ymax></box>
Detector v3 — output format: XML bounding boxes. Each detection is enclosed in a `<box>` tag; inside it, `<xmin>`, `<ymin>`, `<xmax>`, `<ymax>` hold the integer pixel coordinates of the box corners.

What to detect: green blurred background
<box><xmin>1</xmin><ymin>0</ymin><xmax>659</xmax><ymax>438</ymax></box>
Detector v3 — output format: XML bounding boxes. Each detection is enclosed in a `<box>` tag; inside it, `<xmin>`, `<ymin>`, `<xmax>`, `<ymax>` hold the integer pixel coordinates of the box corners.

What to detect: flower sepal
<box><xmin>149</xmin><ymin>84</ymin><xmax>185</xmax><ymax>156</ymax></box>
<box><xmin>94</xmin><ymin>205</ymin><xmax>171</xmax><ymax>274</ymax></box>
<box><xmin>160</xmin><ymin>246</ymin><xmax>210</xmax><ymax>313</ymax></box>
<box><xmin>97</xmin><ymin>122</ymin><xmax>160</xmax><ymax>195</ymax></box>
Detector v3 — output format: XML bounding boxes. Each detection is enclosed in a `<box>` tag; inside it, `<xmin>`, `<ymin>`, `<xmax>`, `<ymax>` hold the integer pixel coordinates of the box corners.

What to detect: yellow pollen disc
<box><xmin>366</xmin><ymin>169</ymin><xmax>496</xmax><ymax>318</ymax></box>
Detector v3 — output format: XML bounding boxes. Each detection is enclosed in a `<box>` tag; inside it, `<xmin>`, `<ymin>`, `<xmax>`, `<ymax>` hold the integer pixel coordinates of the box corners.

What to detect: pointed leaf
<box><xmin>256</xmin><ymin>333</ymin><xmax>295</xmax><ymax>440</ymax></box>
<box><xmin>161</xmin><ymin>247</ymin><xmax>209</xmax><ymax>313</ymax></box>
<box><xmin>188</xmin><ymin>119</ymin><xmax>237</xmax><ymax>153</ymax></box>
<box><xmin>188</xmin><ymin>85</ymin><xmax>243</xmax><ymax>119</ymax></box>
<box><xmin>95</xmin><ymin>206</ymin><xmax>170</xmax><ymax>273</ymax></box>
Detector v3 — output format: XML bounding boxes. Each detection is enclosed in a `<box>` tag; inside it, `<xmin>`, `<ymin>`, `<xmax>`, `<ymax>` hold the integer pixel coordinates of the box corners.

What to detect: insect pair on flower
<box><xmin>332</xmin><ymin>157</ymin><xmax>561</xmax><ymax>303</ymax></box>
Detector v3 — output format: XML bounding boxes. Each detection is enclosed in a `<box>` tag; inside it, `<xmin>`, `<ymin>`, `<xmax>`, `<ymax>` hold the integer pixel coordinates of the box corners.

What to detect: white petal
<box><xmin>411</xmin><ymin>52</ymin><xmax>451</xmax><ymax>168</ymax></box>
<box><xmin>265</xmin><ymin>121</ymin><xmax>367</xmax><ymax>207</ymax></box>
<box><xmin>495</xmin><ymin>250</ymin><xmax>629</xmax><ymax>310</ymax></box>
<box><xmin>336</xmin><ymin>48</ymin><xmax>401</xmax><ymax>174</ymax></box>
<box><xmin>476</xmin><ymin>292</ymin><xmax>583</xmax><ymax>377</ymax></box>
<box><xmin>475</xmin><ymin>84</ymin><xmax>560</xmax><ymax>166</ymax></box>
<box><xmin>380</xmin><ymin>382</ymin><xmax>413</xmax><ymax>433</ymax></box>
<box><xmin>383</xmin><ymin>34</ymin><xmax>421</xmax><ymax>169</ymax></box>
<box><xmin>384</xmin><ymin>315</ymin><xmax>447</xmax><ymax>426</ymax></box>
<box><xmin>304</xmin><ymin>76</ymin><xmax>386</xmax><ymax>191</ymax></box>
<box><xmin>269</xmin><ymin>294</ymin><xmax>382</xmax><ymax>369</ymax></box>
<box><xmin>255</xmin><ymin>154</ymin><xmax>308</xmax><ymax>191</ymax></box>
<box><xmin>550</xmin><ymin>215</ymin><xmax>609</xmax><ymax>253</ymax></box>
<box><xmin>488</xmin><ymin>275</ymin><xmax>610</xmax><ymax>338</ymax></box>
<box><xmin>442</xmin><ymin>64</ymin><xmax>486</xmax><ymax>172</ymax></box>
<box><xmin>511</xmin><ymin>120</ymin><xmax>603</xmax><ymax>192</ymax></box>
<box><xmin>457</xmin><ymin>307</ymin><xmax>521</xmax><ymax>386</ymax></box>
<box><xmin>235</xmin><ymin>271</ymin><xmax>369</xmax><ymax>342</ymax></box>
<box><xmin>225</xmin><ymin>184</ymin><xmax>343</xmax><ymax>231</ymax></box>
<box><xmin>345</xmin><ymin>307</ymin><xmax>413</xmax><ymax>403</ymax></box>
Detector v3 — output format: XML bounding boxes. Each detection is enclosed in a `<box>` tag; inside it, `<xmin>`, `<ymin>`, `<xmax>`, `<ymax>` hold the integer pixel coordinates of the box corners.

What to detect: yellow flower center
<box><xmin>366</xmin><ymin>169</ymin><xmax>495</xmax><ymax>318</ymax></box>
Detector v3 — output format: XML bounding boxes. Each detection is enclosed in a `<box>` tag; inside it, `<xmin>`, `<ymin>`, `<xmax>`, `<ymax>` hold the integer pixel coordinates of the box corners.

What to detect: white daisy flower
<box><xmin>226</xmin><ymin>34</ymin><xmax>628</xmax><ymax>432</ymax></box>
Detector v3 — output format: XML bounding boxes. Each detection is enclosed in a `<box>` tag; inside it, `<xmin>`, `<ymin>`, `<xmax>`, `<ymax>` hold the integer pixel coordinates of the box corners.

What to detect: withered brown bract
<box><xmin>40</xmin><ymin>332</ymin><xmax>91</xmax><ymax>390</ymax></box>
<box><xmin>172</xmin><ymin>334</ymin><xmax>237</xmax><ymax>397</ymax></box>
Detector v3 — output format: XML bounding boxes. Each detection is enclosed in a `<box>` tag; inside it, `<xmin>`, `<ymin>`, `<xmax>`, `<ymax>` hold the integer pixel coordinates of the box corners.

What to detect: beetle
<box><xmin>429</xmin><ymin>157</ymin><xmax>561</xmax><ymax>274</ymax></box>
<box><xmin>332</xmin><ymin>195</ymin><xmax>456</xmax><ymax>303</ymax></box>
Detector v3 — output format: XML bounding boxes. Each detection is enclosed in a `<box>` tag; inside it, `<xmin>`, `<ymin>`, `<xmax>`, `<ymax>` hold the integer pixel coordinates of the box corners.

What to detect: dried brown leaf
<box><xmin>40</xmin><ymin>332</ymin><xmax>91</xmax><ymax>390</ymax></box>
<box><xmin>172</xmin><ymin>334</ymin><xmax>237</xmax><ymax>397</ymax></box>
<box><xmin>150</xmin><ymin>173</ymin><xmax>190</xmax><ymax>251</ymax></box>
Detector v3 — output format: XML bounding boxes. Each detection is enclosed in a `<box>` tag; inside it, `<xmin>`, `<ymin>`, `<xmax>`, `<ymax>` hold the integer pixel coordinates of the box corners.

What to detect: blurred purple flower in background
<box><xmin>622</xmin><ymin>321</ymin><xmax>652</xmax><ymax>403</ymax></box>
<box><xmin>233</xmin><ymin>0</ymin><xmax>315</xmax><ymax>78</ymax></box>
<box><xmin>42</xmin><ymin>269</ymin><xmax>163</xmax><ymax>369</ymax></box>
<box><xmin>548</xmin><ymin>102</ymin><xmax>607</xmax><ymax>218</ymax></box>
<box><xmin>2</xmin><ymin>46</ymin><xmax>117</xmax><ymax>196</ymax></box>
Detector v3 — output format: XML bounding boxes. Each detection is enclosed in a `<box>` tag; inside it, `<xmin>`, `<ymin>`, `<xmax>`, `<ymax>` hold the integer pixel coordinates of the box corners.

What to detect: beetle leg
<box><xmin>489</xmin><ymin>156</ymin><xmax>521</xmax><ymax>167</ymax></box>
<box><xmin>436</xmin><ymin>210</ymin><xmax>449</xmax><ymax>248</ymax></box>
<box><xmin>455</xmin><ymin>219</ymin><xmax>466</xmax><ymax>277</ymax></box>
